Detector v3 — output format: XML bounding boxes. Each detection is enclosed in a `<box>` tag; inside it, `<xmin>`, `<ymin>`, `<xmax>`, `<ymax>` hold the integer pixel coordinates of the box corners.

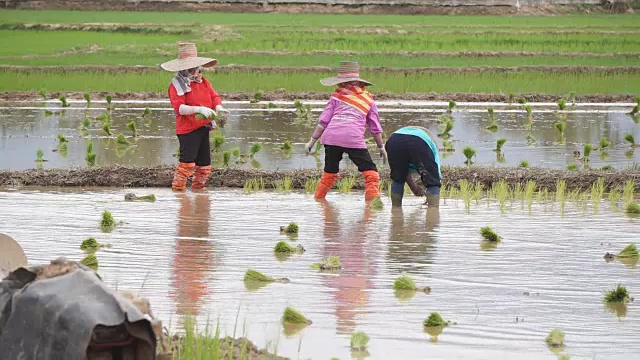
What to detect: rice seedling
<box><xmin>485</xmin><ymin>122</ymin><xmax>498</xmax><ymax>132</ymax></box>
<box><xmin>487</xmin><ymin>107</ymin><xmax>494</xmax><ymax>121</ymax></box>
<box><xmin>100</xmin><ymin>210</ymin><xmax>116</xmax><ymax>232</ymax></box>
<box><xmin>525</xmin><ymin>104</ymin><xmax>532</xmax><ymax>117</ymax></box>
<box><xmin>622</xmin><ymin>180</ymin><xmax>635</xmax><ymax>203</ymax></box>
<box><xmin>83</xmin><ymin>92</ymin><xmax>91</xmax><ymax>107</ymax></box>
<box><xmin>243</xmin><ymin>269</ymin><xmax>290</xmax><ymax>287</ymax></box>
<box><xmin>462</xmin><ymin>146</ymin><xmax>476</xmax><ymax>166</ymax></box>
<box><xmin>520</xmin><ymin>160</ymin><xmax>529</xmax><ymax>168</ymax></box>
<box><xmin>557</xmin><ymin>98</ymin><xmax>567</xmax><ymax>111</ymax></box>
<box><xmin>569</xmin><ymin>91</ymin><xmax>577</xmax><ymax>105</ymax></box>
<box><xmin>567</xmin><ymin>164</ymin><xmax>577</xmax><ymax>171</ymax></box>
<box><xmin>618</xmin><ymin>244</ymin><xmax>639</xmax><ymax>258</ymax></box>
<box><xmin>311</xmin><ymin>256</ymin><xmax>342</xmax><ymax>271</ymax></box>
<box><xmin>280</xmin><ymin>222</ymin><xmax>298</xmax><ymax>234</ymax></box>
<box><xmin>494</xmin><ymin>138</ymin><xmax>507</xmax><ymax>153</ymax></box>
<box><xmin>124</xmin><ymin>193</ymin><xmax>156</xmax><ymax>202</ymax></box>
<box><xmin>526</xmin><ymin>134</ymin><xmax>536</xmax><ymax>144</ymax></box>
<box><xmin>274</xmin><ymin>241</ymin><xmax>304</xmax><ymax>254</ymax></box>
<box><xmin>106</xmin><ymin>94</ymin><xmax>113</xmax><ymax>110</ymax></box>
<box><xmin>624</xmin><ymin>133</ymin><xmax>640</xmax><ymax>148</ymax></box>
<box><xmin>211</xmin><ymin>132</ymin><xmax>225</xmax><ymax>151</ymax></box>
<box><xmin>459</xmin><ymin>179</ymin><xmax>473</xmax><ymax>211</ymax></box>
<box><xmin>447</xmin><ymin>100</ymin><xmax>456</xmax><ymax>113</ymax></box>
<box><xmin>518</xmin><ymin>97</ymin><xmax>527</xmax><ymax>105</ymax></box>
<box><xmin>223</xmin><ymin>151</ymin><xmax>231</xmax><ymax>167</ymax></box>
<box><xmin>80</xmin><ymin>237</ymin><xmax>102</xmax><ymax>253</ymax></box>
<box><xmin>545</xmin><ymin>329</ymin><xmax>565</xmax><ymax>348</ymax></box>
<box><xmin>304</xmin><ymin>177</ymin><xmax>319</xmax><ymax>193</ymax></box>
<box><xmin>116</xmin><ymin>133</ymin><xmax>129</xmax><ymax>145</ymax></box>
<box><xmin>39</xmin><ymin>89</ymin><xmax>47</xmax><ymax>99</ymax></box>
<box><xmin>508</xmin><ymin>93</ymin><xmax>515</xmax><ymax>104</ymax></box>
<box><xmin>282</xmin><ymin>307</ymin><xmax>312</xmax><ymax>325</ymax></box>
<box><xmin>580</xmin><ymin>143</ymin><xmax>593</xmax><ymax>163</ymax></box>
<box><xmin>626</xmin><ymin>202</ymin><xmax>640</xmax><ymax>214</ymax></box>
<box><xmin>59</xmin><ymin>95</ymin><xmax>70</xmax><ymax>108</ymax></box>
<box><xmin>250</xmin><ymin>90</ymin><xmax>264</xmax><ymax>103</ymax></box>
<box><xmin>370</xmin><ymin>197</ymin><xmax>383</xmax><ymax>210</ymax></box>
<box><xmin>524</xmin><ymin>180</ymin><xmax>536</xmax><ymax>210</ymax></box>
<box><xmin>350</xmin><ymin>332</ymin><xmax>369</xmax><ymax>352</ymax></box>
<box><xmin>554</xmin><ymin>121</ymin><xmax>566</xmax><ymax>141</ymax></box>
<box><xmin>492</xmin><ymin>180</ymin><xmax>510</xmax><ymax>211</ymax></box>
<box><xmin>85</xmin><ymin>152</ymin><xmax>96</xmax><ymax>166</ymax></box>
<box><xmin>608</xmin><ymin>189</ymin><xmax>621</xmax><ymax>209</ymax></box>
<box><xmin>438</xmin><ymin>119</ymin><xmax>453</xmax><ymax>139</ymax></box>
<box><xmin>81</xmin><ymin>117</ymin><xmax>91</xmax><ymax>129</ymax></box>
<box><xmin>392</xmin><ymin>275</ymin><xmax>430</xmax><ymax>294</ymax></box>
<box><xmin>143</xmin><ymin>107</ymin><xmax>152</xmax><ymax>117</ymax></box>
<box><xmin>249</xmin><ymin>143</ymin><xmax>262</xmax><ymax>157</ymax></box>
<box><xmin>268</xmin><ymin>102</ymin><xmax>278</xmax><ymax>109</ymax></box>
<box><xmin>599</xmin><ymin>137</ymin><xmax>610</xmax><ymax>151</ymax></box>
<box><xmin>96</xmin><ymin>111</ymin><xmax>111</xmax><ymax>125</ymax></box>
<box><xmin>231</xmin><ymin>147</ymin><xmax>240</xmax><ymax>158</ymax></box>
<box><xmin>604</xmin><ymin>284</ymin><xmax>630</xmax><ymax>304</ymax></box>
<box><xmin>80</xmin><ymin>253</ymin><xmax>98</xmax><ymax>271</ymax></box>
<box><xmin>424</xmin><ymin>313</ymin><xmax>449</xmax><ymax>328</ymax></box>
<box><xmin>35</xmin><ymin>148</ymin><xmax>45</xmax><ymax>163</ymax></box>
<box><xmin>127</xmin><ymin>121</ymin><xmax>138</xmax><ymax>138</ymax></box>
<box><xmin>55</xmin><ymin>133</ymin><xmax>69</xmax><ymax>145</ymax></box>
<box><xmin>337</xmin><ymin>176</ymin><xmax>356</xmax><ymax>193</ymax></box>
<box><xmin>441</xmin><ymin>140</ymin><xmax>455</xmax><ymax>152</ymax></box>
<box><xmin>628</xmin><ymin>104</ymin><xmax>639</xmax><ymax>116</ymax></box>
<box><xmin>480</xmin><ymin>226</ymin><xmax>501</xmax><ymax>242</ymax></box>
<box><xmin>102</xmin><ymin>123</ymin><xmax>113</xmax><ymax>136</ymax></box>
<box><xmin>281</xmin><ymin>140</ymin><xmax>293</xmax><ymax>151</ymax></box>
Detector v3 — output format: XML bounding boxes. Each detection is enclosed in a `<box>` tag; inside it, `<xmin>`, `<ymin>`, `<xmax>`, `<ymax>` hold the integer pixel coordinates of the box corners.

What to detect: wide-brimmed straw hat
<box><xmin>160</xmin><ymin>42</ymin><xmax>217</xmax><ymax>72</ymax></box>
<box><xmin>320</xmin><ymin>61</ymin><xmax>373</xmax><ymax>87</ymax></box>
<box><xmin>0</xmin><ymin>233</ymin><xmax>27</xmax><ymax>278</ymax></box>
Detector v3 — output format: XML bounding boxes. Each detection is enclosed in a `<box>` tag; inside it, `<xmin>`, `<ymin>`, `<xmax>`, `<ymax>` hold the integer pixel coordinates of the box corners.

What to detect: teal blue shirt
<box><xmin>393</xmin><ymin>127</ymin><xmax>441</xmax><ymax>178</ymax></box>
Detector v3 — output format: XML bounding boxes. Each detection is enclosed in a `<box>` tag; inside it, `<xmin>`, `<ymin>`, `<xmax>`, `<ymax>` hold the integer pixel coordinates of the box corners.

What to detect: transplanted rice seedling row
<box><xmin>3</xmin><ymin>69</ymin><xmax>638</xmax><ymax>94</ymax></box>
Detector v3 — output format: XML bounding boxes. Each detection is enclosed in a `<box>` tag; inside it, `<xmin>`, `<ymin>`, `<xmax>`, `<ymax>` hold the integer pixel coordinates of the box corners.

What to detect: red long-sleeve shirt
<box><xmin>168</xmin><ymin>77</ymin><xmax>222</xmax><ymax>135</ymax></box>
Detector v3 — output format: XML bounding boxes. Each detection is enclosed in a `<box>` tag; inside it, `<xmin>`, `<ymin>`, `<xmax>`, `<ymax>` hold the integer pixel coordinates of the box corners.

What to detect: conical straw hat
<box><xmin>160</xmin><ymin>42</ymin><xmax>218</xmax><ymax>72</ymax></box>
<box><xmin>0</xmin><ymin>233</ymin><xmax>27</xmax><ymax>278</ymax></box>
<box><xmin>320</xmin><ymin>61</ymin><xmax>373</xmax><ymax>87</ymax></box>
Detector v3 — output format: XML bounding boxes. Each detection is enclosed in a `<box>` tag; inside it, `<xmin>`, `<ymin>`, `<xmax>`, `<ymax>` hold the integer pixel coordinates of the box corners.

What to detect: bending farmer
<box><xmin>385</xmin><ymin>126</ymin><xmax>441</xmax><ymax>207</ymax></box>
<box><xmin>161</xmin><ymin>42</ymin><xmax>229</xmax><ymax>191</ymax></box>
<box><xmin>304</xmin><ymin>61</ymin><xmax>387</xmax><ymax>201</ymax></box>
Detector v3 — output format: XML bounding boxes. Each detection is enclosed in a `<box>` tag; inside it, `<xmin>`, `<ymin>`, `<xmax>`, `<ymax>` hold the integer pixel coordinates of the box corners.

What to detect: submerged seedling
<box><xmin>281</xmin><ymin>140</ymin><xmax>293</xmax><ymax>151</ymax></box>
<box><xmin>462</xmin><ymin>146</ymin><xmax>476</xmax><ymax>166</ymax></box>
<box><xmin>100</xmin><ymin>210</ymin><xmax>116</xmax><ymax>232</ymax></box>
<box><xmin>480</xmin><ymin>227</ymin><xmax>501</xmax><ymax>242</ymax></box>
<box><xmin>392</xmin><ymin>275</ymin><xmax>430</xmax><ymax>294</ymax></box>
<box><xmin>280</xmin><ymin>222</ymin><xmax>298</xmax><ymax>234</ymax></box>
<box><xmin>441</xmin><ymin>140</ymin><xmax>455</xmax><ymax>152</ymax></box>
<box><xmin>604</xmin><ymin>285</ymin><xmax>630</xmax><ymax>304</ymax></box>
<box><xmin>106</xmin><ymin>94</ymin><xmax>113</xmax><ymax>110</ymax></box>
<box><xmin>143</xmin><ymin>107</ymin><xmax>152</xmax><ymax>117</ymax></box>
<box><xmin>526</xmin><ymin>134</ymin><xmax>536</xmax><ymax>144</ymax></box>
<box><xmin>518</xmin><ymin>97</ymin><xmax>527</xmax><ymax>105</ymax></box>
<box><xmin>545</xmin><ymin>329</ymin><xmax>565</xmax><ymax>348</ymax></box>
<box><xmin>599</xmin><ymin>137</ymin><xmax>610</xmax><ymax>151</ymax></box>
<box><xmin>80</xmin><ymin>253</ymin><xmax>98</xmax><ymax>271</ymax></box>
<box><xmin>624</xmin><ymin>133</ymin><xmax>640</xmax><ymax>148</ymax></box>
<box><xmin>447</xmin><ymin>100</ymin><xmax>456</xmax><ymax>113</ymax></box>
<box><xmin>311</xmin><ymin>256</ymin><xmax>342</xmax><ymax>271</ymax></box>
<box><xmin>274</xmin><ymin>241</ymin><xmax>304</xmax><ymax>254</ymax></box>
<box><xmin>56</xmin><ymin>133</ymin><xmax>68</xmax><ymax>145</ymax></box>
<box><xmin>124</xmin><ymin>193</ymin><xmax>156</xmax><ymax>202</ymax></box>
<box><xmin>250</xmin><ymin>90</ymin><xmax>264</xmax><ymax>103</ymax></box>
<box><xmin>80</xmin><ymin>237</ymin><xmax>103</xmax><ymax>253</ymax></box>
<box><xmin>127</xmin><ymin>121</ymin><xmax>138</xmax><ymax>137</ymax></box>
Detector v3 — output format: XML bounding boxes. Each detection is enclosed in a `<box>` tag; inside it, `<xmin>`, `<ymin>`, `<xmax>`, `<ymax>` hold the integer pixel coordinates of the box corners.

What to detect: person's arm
<box><xmin>366</xmin><ymin>103</ymin><xmax>387</xmax><ymax>161</ymax></box>
<box><xmin>305</xmin><ymin>99</ymin><xmax>335</xmax><ymax>154</ymax></box>
<box><xmin>406</xmin><ymin>174</ymin><xmax>426</xmax><ymax>196</ymax></box>
<box><xmin>169</xmin><ymin>84</ymin><xmax>216</xmax><ymax>118</ymax></box>
<box><xmin>209</xmin><ymin>85</ymin><xmax>227</xmax><ymax>113</ymax></box>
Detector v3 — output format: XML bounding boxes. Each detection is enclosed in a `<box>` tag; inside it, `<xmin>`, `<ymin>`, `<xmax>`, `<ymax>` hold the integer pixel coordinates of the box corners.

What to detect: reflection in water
<box><xmin>319</xmin><ymin>200</ymin><xmax>375</xmax><ymax>334</ymax></box>
<box><xmin>387</xmin><ymin>206</ymin><xmax>440</xmax><ymax>275</ymax></box>
<box><xmin>170</xmin><ymin>192</ymin><xmax>215</xmax><ymax>316</ymax></box>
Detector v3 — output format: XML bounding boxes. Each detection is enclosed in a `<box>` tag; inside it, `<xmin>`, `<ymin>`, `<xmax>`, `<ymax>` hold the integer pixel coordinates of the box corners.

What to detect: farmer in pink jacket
<box><xmin>304</xmin><ymin>61</ymin><xmax>386</xmax><ymax>201</ymax></box>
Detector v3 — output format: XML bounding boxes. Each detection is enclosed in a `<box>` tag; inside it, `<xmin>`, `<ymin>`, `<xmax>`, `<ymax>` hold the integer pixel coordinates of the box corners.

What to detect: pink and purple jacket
<box><xmin>317</xmin><ymin>98</ymin><xmax>383</xmax><ymax>149</ymax></box>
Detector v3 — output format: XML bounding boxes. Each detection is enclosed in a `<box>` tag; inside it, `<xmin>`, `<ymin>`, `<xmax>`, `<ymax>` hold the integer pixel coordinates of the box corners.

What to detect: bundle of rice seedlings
<box><xmin>143</xmin><ymin>108</ymin><xmax>152</xmax><ymax>117</ymax></box>
<box><xmin>127</xmin><ymin>121</ymin><xmax>138</xmax><ymax>137</ymax></box>
<box><xmin>311</xmin><ymin>256</ymin><xmax>342</xmax><ymax>271</ymax></box>
<box><xmin>282</xmin><ymin>307</ymin><xmax>312</xmax><ymax>325</ymax></box>
<box><xmin>59</xmin><ymin>95</ymin><xmax>70</xmax><ymax>108</ymax></box>
<box><xmin>57</xmin><ymin>134</ymin><xmax>68</xmax><ymax>144</ymax></box>
<box><xmin>211</xmin><ymin>132</ymin><xmax>225</xmax><ymax>150</ymax></box>
<box><xmin>102</xmin><ymin>123</ymin><xmax>113</xmax><ymax>136</ymax></box>
<box><xmin>557</xmin><ymin>99</ymin><xmax>567</xmax><ymax>110</ymax></box>
<box><xmin>268</xmin><ymin>102</ymin><xmax>278</xmax><ymax>109</ymax></box>
<box><xmin>223</xmin><ymin>151</ymin><xmax>231</xmax><ymax>167</ymax></box>
<box><xmin>518</xmin><ymin>97</ymin><xmax>527</xmax><ymax>104</ymax></box>
<box><xmin>424</xmin><ymin>312</ymin><xmax>448</xmax><ymax>328</ymax></box>
<box><xmin>370</xmin><ymin>197</ymin><xmax>383</xmax><ymax>210</ymax></box>
<box><xmin>85</xmin><ymin>152</ymin><xmax>97</xmax><ymax>167</ymax></box>
<box><xmin>567</xmin><ymin>164</ymin><xmax>577</xmax><ymax>171</ymax></box>
<box><xmin>392</xmin><ymin>275</ymin><xmax>431</xmax><ymax>294</ymax></box>
<box><xmin>582</xmin><ymin>143</ymin><xmax>592</xmax><ymax>162</ymax></box>
<box><xmin>486</xmin><ymin>122</ymin><xmax>498</xmax><ymax>132</ymax></box>
<box><xmin>350</xmin><ymin>332</ymin><xmax>370</xmax><ymax>351</ymax></box>
<box><xmin>80</xmin><ymin>237</ymin><xmax>101</xmax><ymax>252</ymax></box>
<box><xmin>604</xmin><ymin>285</ymin><xmax>630</xmax><ymax>304</ymax></box>
<box><xmin>447</xmin><ymin>100</ymin><xmax>456</xmax><ymax>113</ymax></box>
<box><xmin>83</xmin><ymin>93</ymin><xmax>91</xmax><ymax>107</ymax></box>
<box><xmin>250</xmin><ymin>143</ymin><xmax>262</xmax><ymax>157</ymax></box>
<box><xmin>274</xmin><ymin>241</ymin><xmax>304</xmax><ymax>254</ymax></box>
<box><xmin>280</xmin><ymin>222</ymin><xmax>298</xmax><ymax>234</ymax></box>
<box><xmin>545</xmin><ymin>329</ymin><xmax>565</xmax><ymax>348</ymax></box>
<box><xmin>480</xmin><ymin>227</ymin><xmax>501</xmax><ymax>242</ymax></box>
<box><xmin>463</xmin><ymin>146</ymin><xmax>476</xmax><ymax>165</ymax></box>
<box><xmin>244</xmin><ymin>269</ymin><xmax>274</xmax><ymax>282</ymax></box>
<box><xmin>116</xmin><ymin>133</ymin><xmax>129</xmax><ymax>145</ymax></box>
<box><xmin>35</xmin><ymin>149</ymin><xmax>45</xmax><ymax>162</ymax></box>
<box><xmin>80</xmin><ymin>253</ymin><xmax>98</xmax><ymax>271</ymax></box>
<box><xmin>100</xmin><ymin>210</ymin><xmax>116</xmax><ymax>232</ymax></box>
<box><xmin>599</xmin><ymin>137</ymin><xmax>610</xmax><ymax>150</ymax></box>
<box><xmin>520</xmin><ymin>160</ymin><xmax>529</xmax><ymax>168</ymax></box>
<box><xmin>232</xmin><ymin>147</ymin><xmax>241</xmax><ymax>157</ymax></box>
<box><xmin>494</xmin><ymin>138</ymin><xmax>507</xmax><ymax>152</ymax></box>
<box><xmin>281</xmin><ymin>141</ymin><xmax>293</xmax><ymax>151</ymax></box>
<box><xmin>251</xmin><ymin>90</ymin><xmax>264</xmax><ymax>103</ymax></box>
<box><xmin>124</xmin><ymin>193</ymin><xmax>156</xmax><ymax>202</ymax></box>
<box><xmin>618</xmin><ymin>244</ymin><xmax>638</xmax><ymax>258</ymax></box>
<box><xmin>626</xmin><ymin>202</ymin><xmax>640</xmax><ymax>214</ymax></box>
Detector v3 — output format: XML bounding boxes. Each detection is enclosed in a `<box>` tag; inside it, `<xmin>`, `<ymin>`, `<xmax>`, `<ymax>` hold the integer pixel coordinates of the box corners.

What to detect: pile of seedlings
<box><xmin>545</xmin><ymin>329</ymin><xmax>565</xmax><ymax>349</ymax></box>
<box><xmin>80</xmin><ymin>253</ymin><xmax>98</xmax><ymax>271</ymax></box>
<box><xmin>480</xmin><ymin>226</ymin><xmax>501</xmax><ymax>243</ymax></box>
<box><xmin>393</xmin><ymin>275</ymin><xmax>431</xmax><ymax>297</ymax></box>
<box><xmin>124</xmin><ymin>193</ymin><xmax>157</xmax><ymax>202</ymax></box>
<box><xmin>79</xmin><ymin>237</ymin><xmax>108</xmax><ymax>253</ymax></box>
<box><xmin>350</xmin><ymin>332</ymin><xmax>370</xmax><ymax>357</ymax></box>
<box><xmin>423</xmin><ymin>312</ymin><xmax>451</xmax><ymax>341</ymax></box>
<box><xmin>281</xmin><ymin>306</ymin><xmax>312</xmax><ymax>336</ymax></box>
<box><xmin>311</xmin><ymin>256</ymin><xmax>342</xmax><ymax>271</ymax></box>
<box><xmin>100</xmin><ymin>210</ymin><xmax>116</xmax><ymax>232</ymax></box>
<box><xmin>243</xmin><ymin>269</ymin><xmax>289</xmax><ymax>291</ymax></box>
<box><xmin>280</xmin><ymin>222</ymin><xmax>298</xmax><ymax>234</ymax></box>
<box><xmin>273</xmin><ymin>241</ymin><xmax>305</xmax><ymax>258</ymax></box>
<box><xmin>604</xmin><ymin>285</ymin><xmax>632</xmax><ymax>304</ymax></box>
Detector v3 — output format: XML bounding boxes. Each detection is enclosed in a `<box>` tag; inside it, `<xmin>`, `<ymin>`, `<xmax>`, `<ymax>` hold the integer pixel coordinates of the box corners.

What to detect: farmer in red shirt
<box><xmin>161</xmin><ymin>42</ymin><xmax>229</xmax><ymax>191</ymax></box>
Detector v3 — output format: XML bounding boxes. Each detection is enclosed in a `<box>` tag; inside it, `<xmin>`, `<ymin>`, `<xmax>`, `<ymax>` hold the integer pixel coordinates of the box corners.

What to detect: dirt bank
<box><xmin>1</xmin><ymin>166</ymin><xmax>638</xmax><ymax>192</ymax></box>
<box><xmin>0</xmin><ymin>91</ymin><xmax>636</xmax><ymax>103</ymax></box>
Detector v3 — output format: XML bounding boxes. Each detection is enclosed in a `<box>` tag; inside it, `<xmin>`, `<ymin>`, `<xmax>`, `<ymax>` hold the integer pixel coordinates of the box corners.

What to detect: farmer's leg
<box><xmin>315</xmin><ymin>145</ymin><xmax>342</xmax><ymax>199</ymax></box>
<box><xmin>192</xmin><ymin>127</ymin><xmax>212</xmax><ymax>190</ymax></box>
<box><xmin>346</xmin><ymin>148</ymin><xmax>379</xmax><ymax>201</ymax></box>
<box><xmin>385</xmin><ymin>134</ymin><xmax>411</xmax><ymax>207</ymax></box>
<box><xmin>173</xmin><ymin>130</ymin><xmax>201</xmax><ymax>191</ymax></box>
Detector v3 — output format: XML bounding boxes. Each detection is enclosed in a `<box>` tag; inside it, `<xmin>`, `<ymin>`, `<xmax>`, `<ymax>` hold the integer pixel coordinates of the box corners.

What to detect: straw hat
<box><xmin>320</xmin><ymin>61</ymin><xmax>372</xmax><ymax>87</ymax></box>
<box><xmin>160</xmin><ymin>42</ymin><xmax>217</xmax><ymax>72</ymax></box>
<box><xmin>0</xmin><ymin>233</ymin><xmax>27</xmax><ymax>278</ymax></box>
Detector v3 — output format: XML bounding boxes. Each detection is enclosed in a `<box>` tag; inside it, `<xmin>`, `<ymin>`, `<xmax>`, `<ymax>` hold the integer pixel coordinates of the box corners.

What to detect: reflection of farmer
<box><xmin>161</xmin><ymin>42</ymin><xmax>229</xmax><ymax>191</ymax></box>
<box><xmin>385</xmin><ymin>126</ymin><xmax>441</xmax><ymax>207</ymax></box>
<box><xmin>387</xmin><ymin>207</ymin><xmax>440</xmax><ymax>275</ymax></box>
<box><xmin>304</xmin><ymin>61</ymin><xmax>386</xmax><ymax>201</ymax></box>
<box><xmin>318</xmin><ymin>200</ymin><xmax>375</xmax><ymax>334</ymax></box>
<box><xmin>171</xmin><ymin>193</ymin><xmax>215</xmax><ymax>316</ymax></box>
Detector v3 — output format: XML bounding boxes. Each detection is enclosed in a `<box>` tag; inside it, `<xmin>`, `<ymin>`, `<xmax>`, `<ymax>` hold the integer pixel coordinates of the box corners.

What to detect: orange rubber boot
<box><xmin>314</xmin><ymin>172</ymin><xmax>339</xmax><ymax>199</ymax></box>
<box><xmin>192</xmin><ymin>165</ymin><xmax>212</xmax><ymax>190</ymax></box>
<box><xmin>362</xmin><ymin>170</ymin><xmax>380</xmax><ymax>201</ymax></box>
<box><xmin>172</xmin><ymin>162</ymin><xmax>195</xmax><ymax>191</ymax></box>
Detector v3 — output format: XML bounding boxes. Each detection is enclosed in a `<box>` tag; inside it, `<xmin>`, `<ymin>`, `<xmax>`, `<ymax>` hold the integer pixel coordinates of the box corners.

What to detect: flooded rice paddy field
<box><xmin>0</xmin><ymin>187</ymin><xmax>638</xmax><ymax>359</ymax></box>
<box><xmin>1</xmin><ymin>100</ymin><xmax>639</xmax><ymax>171</ymax></box>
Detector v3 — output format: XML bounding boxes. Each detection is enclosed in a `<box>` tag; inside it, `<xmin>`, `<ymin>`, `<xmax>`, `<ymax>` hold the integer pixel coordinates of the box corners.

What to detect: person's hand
<box><xmin>413</xmin><ymin>187</ymin><xmax>426</xmax><ymax>197</ymax></box>
<box><xmin>196</xmin><ymin>106</ymin><xmax>216</xmax><ymax>119</ymax></box>
<box><xmin>305</xmin><ymin>138</ymin><xmax>317</xmax><ymax>155</ymax></box>
<box><xmin>215</xmin><ymin>105</ymin><xmax>229</xmax><ymax>114</ymax></box>
<box><xmin>379</xmin><ymin>146</ymin><xmax>388</xmax><ymax>164</ymax></box>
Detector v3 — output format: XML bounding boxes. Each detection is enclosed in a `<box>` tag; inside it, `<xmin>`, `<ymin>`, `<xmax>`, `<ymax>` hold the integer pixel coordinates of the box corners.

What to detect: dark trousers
<box><xmin>177</xmin><ymin>126</ymin><xmax>211</xmax><ymax>166</ymax></box>
<box><xmin>385</xmin><ymin>133</ymin><xmax>440</xmax><ymax>188</ymax></box>
<box><xmin>323</xmin><ymin>145</ymin><xmax>377</xmax><ymax>174</ymax></box>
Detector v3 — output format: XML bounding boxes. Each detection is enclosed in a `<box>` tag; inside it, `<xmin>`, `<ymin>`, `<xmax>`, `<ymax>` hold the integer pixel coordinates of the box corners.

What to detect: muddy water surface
<box><xmin>0</xmin><ymin>188</ymin><xmax>638</xmax><ymax>359</ymax></box>
<box><xmin>1</xmin><ymin>101</ymin><xmax>638</xmax><ymax>171</ymax></box>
